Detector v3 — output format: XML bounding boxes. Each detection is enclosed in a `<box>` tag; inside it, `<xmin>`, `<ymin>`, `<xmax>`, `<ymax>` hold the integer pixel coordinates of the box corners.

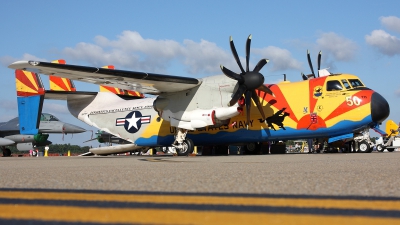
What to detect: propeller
<box><xmin>304</xmin><ymin>50</ymin><xmax>322</xmax><ymax>79</ymax></box>
<box><xmin>220</xmin><ymin>35</ymin><xmax>274</xmax><ymax>129</ymax></box>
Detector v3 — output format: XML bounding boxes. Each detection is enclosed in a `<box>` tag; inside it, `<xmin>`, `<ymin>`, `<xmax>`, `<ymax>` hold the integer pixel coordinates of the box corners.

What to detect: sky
<box><xmin>0</xmin><ymin>0</ymin><xmax>400</xmax><ymax>146</ymax></box>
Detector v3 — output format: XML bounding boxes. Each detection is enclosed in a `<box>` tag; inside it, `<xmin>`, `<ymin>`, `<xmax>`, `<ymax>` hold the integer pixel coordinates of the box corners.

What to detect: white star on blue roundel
<box><xmin>115</xmin><ymin>111</ymin><xmax>151</xmax><ymax>133</ymax></box>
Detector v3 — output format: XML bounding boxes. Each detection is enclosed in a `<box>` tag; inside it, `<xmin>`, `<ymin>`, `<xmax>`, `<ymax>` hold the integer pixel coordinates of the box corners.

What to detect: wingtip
<box><xmin>230</xmin><ymin>36</ymin><xmax>233</xmax><ymax>42</ymax></box>
<box><xmin>248</xmin><ymin>34</ymin><xmax>252</xmax><ymax>40</ymax></box>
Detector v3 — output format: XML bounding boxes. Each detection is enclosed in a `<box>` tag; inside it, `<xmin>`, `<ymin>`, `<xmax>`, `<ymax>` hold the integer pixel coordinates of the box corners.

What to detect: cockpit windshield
<box><xmin>341</xmin><ymin>79</ymin><xmax>351</xmax><ymax>89</ymax></box>
<box><xmin>40</xmin><ymin>113</ymin><xmax>59</xmax><ymax>121</ymax></box>
<box><xmin>326</xmin><ymin>80</ymin><xmax>343</xmax><ymax>91</ymax></box>
<box><xmin>348</xmin><ymin>79</ymin><xmax>364</xmax><ymax>88</ymax></box>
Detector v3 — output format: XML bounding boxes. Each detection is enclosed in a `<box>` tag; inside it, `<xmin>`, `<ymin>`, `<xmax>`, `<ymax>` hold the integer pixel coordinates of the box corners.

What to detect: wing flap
<box><xmin>9</xmin><ymin>61</ymin><xmax>201</xmax><ymax>94</ymax></box>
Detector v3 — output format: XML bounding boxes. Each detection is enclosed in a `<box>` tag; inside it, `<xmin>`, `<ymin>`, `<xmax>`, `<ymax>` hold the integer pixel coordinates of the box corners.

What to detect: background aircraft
<box><xmin>0</xmin><ymin>112</ymin><xmax>86</xmax><ymax>156</ymax></box>
<box><xmin>8</xmin><ymin>35</ymin><xmax>390</xmax><ymax>156</ymax></box>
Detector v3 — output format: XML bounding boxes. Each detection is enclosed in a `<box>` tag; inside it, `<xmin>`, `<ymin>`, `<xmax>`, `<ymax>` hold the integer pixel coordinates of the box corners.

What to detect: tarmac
<box><xmin>1</xmin><ymin>151</ymin><xmax>399</xmax><ymax>224</ymax></box>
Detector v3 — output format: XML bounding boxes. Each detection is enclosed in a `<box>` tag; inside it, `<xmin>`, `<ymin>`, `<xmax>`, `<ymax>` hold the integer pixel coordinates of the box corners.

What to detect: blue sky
<box><xmin>1</xmin><ymin>0</ymin><xmax>400</xmax><ymax>146</ymax></box>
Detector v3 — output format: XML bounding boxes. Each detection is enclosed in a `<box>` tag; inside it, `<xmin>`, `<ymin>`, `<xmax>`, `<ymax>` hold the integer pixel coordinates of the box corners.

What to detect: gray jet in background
<box><xmin>0</xmin><ymin>113</ymin><xmax>86</xmax><ymax>156</ymax></box>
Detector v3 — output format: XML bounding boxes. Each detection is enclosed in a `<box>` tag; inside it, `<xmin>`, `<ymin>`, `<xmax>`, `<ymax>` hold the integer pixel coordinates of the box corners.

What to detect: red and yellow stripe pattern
<box><xmin>100</xmin><ymin>65</ymin><xmax>144</xmax><ymax>98</ymax></box>
<box><xmin>49</xmin><ymin>59</ymin><xmax>76</xmax><ymax>91</ymax></box>
<box><xmin>15</xmin><ymin>70</ymin><xmax>45</xmax><ymax>97</ymax></box>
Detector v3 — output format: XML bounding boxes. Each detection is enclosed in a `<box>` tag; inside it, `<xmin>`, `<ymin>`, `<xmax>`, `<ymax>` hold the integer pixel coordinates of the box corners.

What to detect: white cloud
<box><xmin>62</xmin><ymin>30</ymin><xmax>233</xmax><ymax>75</ymax></box>
<box><xmin>181</xmin><ymin>39</ymin><xmax>233</xmax><ymax>74</ymax></box>
<box><xmin>365</xmin><ymin>30</ymin><xmax>400</xmax><ymax>56</ymax></box>
<box><xmin>252</xmin><ymin>46</ymin><xmax>302</xmax><ymax>72</ymax></box>
<box><xmin>380</xmin><ymin>16</ymin><xmax>400</xmax><ymax>33</ymax></box>
<box><xmin>316</xmin><ymin>32</ymin><xmax>358</xmax><ymax>61</ymax></box>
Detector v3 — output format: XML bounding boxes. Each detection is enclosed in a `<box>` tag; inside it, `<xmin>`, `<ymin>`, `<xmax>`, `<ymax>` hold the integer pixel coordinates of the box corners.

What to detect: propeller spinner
<box><xmin>220</xmin><ymin>35</ymin><xmax>274</xmax><ymax>129</ymax></box>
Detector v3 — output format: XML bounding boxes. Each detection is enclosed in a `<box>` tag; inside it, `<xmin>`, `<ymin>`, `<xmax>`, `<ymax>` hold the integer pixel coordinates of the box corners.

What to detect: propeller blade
<box><xmin>245</xmin><ymin>90</ymin><xmax>252</xmax><ymax>129</ymax></box>
<box><xmin>317</xmin><ymin>51</ymin><xmax>322</xmax><ymax>77</ymax></box>
<box><xmin>252</xmin><ymin>90</ymin><xmax>266</xmax><ymax>121</ymax></box>
<box><xmin>302</xmin><ymin>72</ymin><xmax>308</xmax><ymax>80</ymax></box>
<box><xmin>230</xmin><ymin>36</ymin><xmax>245</xmax><ymax>74</ymax></box>
<box><xmin>220</xmin><ymin>65</ymin><xmax>243</xmax><ymax>82</ymax></box>
<box><xmin>246</xmin><ymin>34</ymin><xmax>252</xmax><ymax>72</ymax></box>
<box><xmin>256</xmin><ymin>85</ymin><xmax>274</xmax><ymax>97</ymax></box>
<box><xmin>307</xmin><ymin>50</ymin><xmax>315</xmax><ymax>76</ymax></box>
<box><xmin>253</xmin><ymin>59</ymin><xmax>269</xmax><ymax>73</ymax></box>
<box><xmin>229</xmin><ymin>85</ymin><xmax>246</xmax><ymax>106</ymax></box>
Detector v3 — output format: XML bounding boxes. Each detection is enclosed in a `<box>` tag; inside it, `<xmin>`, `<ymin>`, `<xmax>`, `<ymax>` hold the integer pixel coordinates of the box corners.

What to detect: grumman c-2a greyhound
<box><xmin>8</xmin><ymin>35</ymin><xmax>390</xmax><ymax>155</ymax></box>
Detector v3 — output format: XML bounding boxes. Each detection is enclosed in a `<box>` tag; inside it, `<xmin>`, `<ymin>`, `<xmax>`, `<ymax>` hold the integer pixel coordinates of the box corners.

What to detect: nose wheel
<box><xmin>175</xmin><ymin>138</ymin><xmax>194</xmax><ymax>156</ymax></box>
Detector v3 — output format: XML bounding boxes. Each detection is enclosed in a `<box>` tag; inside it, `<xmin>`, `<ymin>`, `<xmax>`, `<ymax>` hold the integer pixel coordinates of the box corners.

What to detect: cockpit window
<box><xmin>326</xmin><ymin>80</ymin><xmax>343</xmax><ymax>91</ymax></box>
<box><xmin>349</xmin><ymin>79</ymin><xmax>364</xmax><ymax>88</ymax></box>
<box><xmin>341</xmin><ymin>79</ymin><xmax>351</xmax><ymax>89</ymax></box>
<box><xmin>40</xmin><ymin>113</ymin><xmax>59</xmax><ymax>121</ymax></box>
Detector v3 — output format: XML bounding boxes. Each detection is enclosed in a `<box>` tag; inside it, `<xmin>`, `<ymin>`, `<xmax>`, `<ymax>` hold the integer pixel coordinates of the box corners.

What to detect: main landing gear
<box><xmin>2</xmin><ymin>147</ymin><xmax>11</xmax><ymax>157</ymax></box>
<box><xmin>172</xmin><ymin>128</ymin><xmax>194</xmax><ymax>156</ymax></box>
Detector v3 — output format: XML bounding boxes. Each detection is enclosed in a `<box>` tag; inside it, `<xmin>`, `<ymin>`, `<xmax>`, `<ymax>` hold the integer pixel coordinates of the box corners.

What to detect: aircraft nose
<box><xmin>371</xmin><ymin>92</ymin><xmax>390</xmax><ymax>124</ymax></box>
<box><xmin>63</xmin><ymin>124</ymin><xmax>86</xmax><ymax>133</ymax></box>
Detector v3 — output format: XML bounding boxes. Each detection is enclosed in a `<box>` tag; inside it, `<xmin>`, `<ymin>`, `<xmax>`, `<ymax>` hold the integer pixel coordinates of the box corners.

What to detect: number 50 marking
<box><xmin>346</xmin><ymin>96</ymin><xmax>361</xmax><ymax>106</ymax></box>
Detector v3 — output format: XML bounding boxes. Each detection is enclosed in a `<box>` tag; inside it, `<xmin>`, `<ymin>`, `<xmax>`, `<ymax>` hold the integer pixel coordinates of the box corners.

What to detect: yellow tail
<box><xmin>385</xmin><ymin>120</ymin><xmax>399</xmax><ymax>136</ymax></box>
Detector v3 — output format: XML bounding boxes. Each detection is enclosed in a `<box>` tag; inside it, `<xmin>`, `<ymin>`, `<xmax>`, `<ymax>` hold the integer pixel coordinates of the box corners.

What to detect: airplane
<box><xmin>0</xmin><ymin>112</ymin><xmax>86</xmax><ymax>156</ymax></box>
<box><xmin>8</xmin><ymin>35</ymin><xmax>390</xmax><ymax>156</ymax></box>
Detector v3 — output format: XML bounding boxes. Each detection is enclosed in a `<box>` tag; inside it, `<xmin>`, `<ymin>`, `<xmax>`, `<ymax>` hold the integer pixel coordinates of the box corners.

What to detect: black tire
<box><xmin>357</xmin><ymin>141</ymin><xmax>371</xmax><ymax>153</ymax></box>
<box><xmin>376</xmin><ymin>144</ymin><xmax>385</xmax><ymax>152</ymax></box>
<box><xmin>244</xmin><ymin>142</ymin><xmax>261</xmax><ymax>155</ymax></box>
<box><xmin>176</xmin><ymin>138</ymin><xmax>194</xmax><ymax>156</ymax></box>
<box><xmin>2</xmin><ymin>148</ymin><xmax>11</xmax><ymax>157</ymax></box>
<box><xmin>387</xmin><ymin>148</ymin><xmax>395</xmax><ymax>152</ymax></box>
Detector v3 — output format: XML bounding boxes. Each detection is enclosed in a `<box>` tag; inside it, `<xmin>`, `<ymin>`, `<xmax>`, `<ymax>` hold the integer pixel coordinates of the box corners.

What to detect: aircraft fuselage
<box><xmin>72</xmin><ymin>73</ymin><xmax>389</xmax><ymax>147</ymax></box>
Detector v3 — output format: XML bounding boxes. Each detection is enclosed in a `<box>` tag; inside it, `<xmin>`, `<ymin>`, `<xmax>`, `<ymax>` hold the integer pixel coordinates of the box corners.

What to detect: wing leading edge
<box><xmin>9</xmin><ymin>61</ymin><xmax>201</xmax><ymax>94</ymax></box>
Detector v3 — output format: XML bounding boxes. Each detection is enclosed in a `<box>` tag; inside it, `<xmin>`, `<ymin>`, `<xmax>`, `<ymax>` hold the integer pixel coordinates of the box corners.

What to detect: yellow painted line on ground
<box><xmin>1</xmin><ymin>191</ymin><xmax>399</xmax><ymax>211</ymax></box>
<box><xmin>0</xmin><ymin>204</ymin><xmax>398</xmax><ymax>225</ymax></box>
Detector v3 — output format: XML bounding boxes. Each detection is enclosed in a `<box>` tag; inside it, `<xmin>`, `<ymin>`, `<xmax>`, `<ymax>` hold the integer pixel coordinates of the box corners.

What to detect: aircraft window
<box><xmin>341</xmin><ymin>79</ymin><xmax>351</xmax><ymax>89</ymax></box>
<box><xmin>41</xmin><ymin>113</ymin><xmax>59</xmax><ymax>121</ymax></box>
<box><xmin>349</xmin><ymin>79</ymin><xmax>364</xmax><ymax>88</ymax></box>
<box><xmin>326</xmin><ymin>80</ymin><xmax>343</xmax><ymax>91</ymax></box>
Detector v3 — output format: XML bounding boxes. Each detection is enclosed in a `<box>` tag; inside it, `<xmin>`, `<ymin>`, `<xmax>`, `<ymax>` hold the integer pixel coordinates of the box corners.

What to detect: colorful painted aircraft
<box><xmin>8</xmin><ymin>35</ymin><xmax>390</xmax><ymax>155</ymax></box>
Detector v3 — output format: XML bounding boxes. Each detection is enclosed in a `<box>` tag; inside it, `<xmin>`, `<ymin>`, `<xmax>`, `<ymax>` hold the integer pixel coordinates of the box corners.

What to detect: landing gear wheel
<box><xmin>176</xmin><ymin>138</ymin><xmax>194</xmax><ymax>156</ymax></box>
<box><xmin>357</xmin><ymin>141</ymin><xmax>371</xmax><ymax>153</ymax></box>
<box><xmin>2</xmin><ymin>148</ymin><xmax>11</xmax><ymax>157</ymax></box>
<box><xmin>387</xmin><ymin>148</ymin><xmax>394</xmax><ymax>152</ymax></box>
<box><xmin>376</xmin><ymin>144</ymin><xmax>385</xmax><ymax>152</ymax></box>
<box><xmin>244</xmin><ymin>142</ymin><xmax>261</xmax><ymax>155</ymax></box>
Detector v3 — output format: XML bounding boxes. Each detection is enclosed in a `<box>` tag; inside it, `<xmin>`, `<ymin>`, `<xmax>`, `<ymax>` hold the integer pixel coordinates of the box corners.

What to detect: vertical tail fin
<box><xmin>15</xmin><ymin>69</ymin><xmax>45</xmax><ymax>134</ymax></box>
<box><xmin>99</xmin><ymin>65</ymin><xmax>125</xmax><ymax>94</ymax></box>
<box><xmin>49</xmin><ymin>59</ymin><xmax>76</xmax><ymax>91</ymax></box>
<box><xmin>385</xmin><ymin>120</ymin><xmax>399</xmax><ymax>136</ymax></box>
<box><xmin>100</xmin><ymin>65</ymin><xmax>144</xmax><ymax>98</ymax></box>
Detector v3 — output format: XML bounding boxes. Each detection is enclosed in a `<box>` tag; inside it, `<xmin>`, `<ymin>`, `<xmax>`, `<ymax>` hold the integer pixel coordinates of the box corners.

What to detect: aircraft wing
<box><xmin>9</xmin><ymin>61</ymin><xmax>201</xmax><ymax>94</ymax></box>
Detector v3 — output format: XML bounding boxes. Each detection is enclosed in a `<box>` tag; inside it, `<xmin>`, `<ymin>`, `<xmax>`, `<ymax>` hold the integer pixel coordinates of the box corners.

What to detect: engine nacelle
<box><xmin>169</xmin><ymin>106</ymin><xmax>241</xmax><ymax>130</ymax></box>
